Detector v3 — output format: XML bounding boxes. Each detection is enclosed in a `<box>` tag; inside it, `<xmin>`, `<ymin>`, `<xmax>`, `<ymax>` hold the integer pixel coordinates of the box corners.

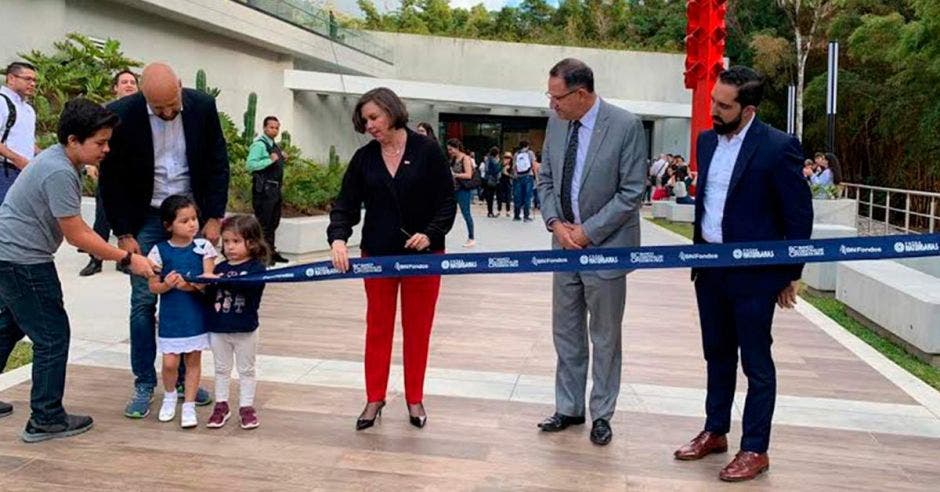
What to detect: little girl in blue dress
<box><xmin>147</xmin><ymin>195</ymin><xmax>217</xmax><ymax>428</ymax></box>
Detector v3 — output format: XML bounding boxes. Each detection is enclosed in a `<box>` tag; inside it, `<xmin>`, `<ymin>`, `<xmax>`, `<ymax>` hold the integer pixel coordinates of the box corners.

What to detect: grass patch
<box><xmin>644</xmin><ymin>216</ymin><xmax>940</xmax><ymax>391</ymax></box>
<box><xmin>3</xmin><ymin>341</ymin><xmax>33</xmax><ymax>372</ymax></box>
<box><xmin>646</xmin><ymin>217</ymin><xmax>694</xmax><ymax>240</ymax></box>
<box><xmin>800</xmin><ymin>290</ymin><xmax>940</xmax><ymax>391</ymax></box>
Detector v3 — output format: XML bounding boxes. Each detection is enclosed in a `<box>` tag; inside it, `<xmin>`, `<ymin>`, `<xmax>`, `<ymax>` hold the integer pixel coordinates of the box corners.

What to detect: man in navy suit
<box><xmin>100</xmin><ymin>63</ymin><xmax>229</xmax><ymax>419</ymax></box>
<box><xmin>672</xmin><ymin>66</ymin><xmax>813</xmax><ymax>482</ymax></box>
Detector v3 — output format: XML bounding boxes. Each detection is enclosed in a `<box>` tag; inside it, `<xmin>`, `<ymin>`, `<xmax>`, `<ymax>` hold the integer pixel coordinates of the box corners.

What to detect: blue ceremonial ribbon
<box><xmin>187</xmin><ymin>234</ymin><xmax>940</xmax><ymax>284</ymax></box>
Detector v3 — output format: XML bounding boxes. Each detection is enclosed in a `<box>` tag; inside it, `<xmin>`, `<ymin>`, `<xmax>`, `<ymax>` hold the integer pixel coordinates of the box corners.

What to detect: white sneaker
<box><xmin>158</xmin><ymin>396</ymin><xmax>176</xmax><ymax>422</ymax></box>
<box><xmin>180</xmin><ymin>405</ymin><xmax>197</xmax><ymax>428</ymax></box>
<box><xmin>463</xmin><ymin>239</ymin><xmax>476</xmax><ymax>248</ymax></box>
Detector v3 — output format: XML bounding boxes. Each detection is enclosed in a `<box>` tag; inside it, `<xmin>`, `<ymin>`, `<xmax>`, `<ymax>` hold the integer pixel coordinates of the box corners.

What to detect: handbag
<box><xmin>460</xmin><ymin>167</ymin><xmax>482</xmax><ymax>190</ymax></box>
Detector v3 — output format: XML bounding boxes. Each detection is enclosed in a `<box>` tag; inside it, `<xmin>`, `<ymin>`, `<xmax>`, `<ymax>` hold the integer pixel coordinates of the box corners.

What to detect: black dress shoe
<box><xmin>22</xmin><ymin>414</ymin><xmax>93</xmax><ymax>443</ymax></box>
<box><xmin>272</xmin><ymin>252</ymin><xmax>289</xmax><ymax>264</ymax></box>
<box><xmin>537</xmin><ymin>412</ymin><xmax>586</xmax><ymax>432</ymax></box>
<box><xmin>355</xmin><ymin>401</ymin><xmax>385</xmax><ymax>431</ymax></box>
<box><xmin>0</xmin><ymin>401</ymin><xmax>12</xmax><ymax>418</ymax></box>
<box><xmin>590</xmin><ymin>418</ymin><xmax>613</xmax><ymax>445</ymax></box>
<box><xmin>79</xmin><ymin>257</ymin><xmax>102</xmax><ymax>277</ymax></box>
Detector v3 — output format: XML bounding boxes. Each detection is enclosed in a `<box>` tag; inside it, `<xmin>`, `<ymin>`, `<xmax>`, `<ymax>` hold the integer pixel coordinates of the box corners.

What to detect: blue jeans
<box><xmin>513</xmin><ymin>174</ymin><xmax>534</xmax><ymax>219</ymax></box>
<box><xmin>455</xmin><ymin>188</ymin><xmax>475</xmax><ymax>240</ymax></box>
<box><xmin>0</xmin><ymin>261</ymin><xmax>70</xmax><ymax>425</ymax></box>
<box><xmin>129</xmin><ymin>210</ymin><xmax>188</xmax><ymax>391</ymax></box>
<box><xmin>0</xmin><ymin>165</ymin><xmax>21</xmax><ymax>204</ymax></box>
<box><xmin>532</xmin><ymin>179</ymin><xmax>541</xmax><ymax>209</ymax></box>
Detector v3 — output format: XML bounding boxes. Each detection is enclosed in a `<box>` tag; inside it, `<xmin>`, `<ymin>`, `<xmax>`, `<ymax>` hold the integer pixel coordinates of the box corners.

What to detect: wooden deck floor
<box><xmin>0</xmin><ymin>215</ymin><xmax>937</xmax><ymax>490</ymax></box>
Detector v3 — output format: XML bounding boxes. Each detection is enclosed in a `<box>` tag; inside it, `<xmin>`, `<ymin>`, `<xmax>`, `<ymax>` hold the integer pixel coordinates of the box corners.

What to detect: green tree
<box><xmin>774</xmin><ymin>0</ymin><xmax>841</xmax><ymax>140</ymax></box>
<box><xmin>356</xmin><ymin>0</ymin><xmax>389</xmax><ymax>30</ymax></box>
<box><xmin>465</xmin><ymin>4</ymin><xmax>492</xmax><ymax>37</ymax></box>
<box><xmin>18</xmin><ymin>33</ymin><xmax>141</xmax><ymax>146</ymax></box>
<box><xmin>799</xmin><ymin>0</ymin><xmax>940</xmax><ymax>191</ymax></box>
<box><xmin>518</xmin><ymin>0</ymin><xmax>554</xmax><ymax>38</ymax></box>
<box><xmin>398</xmin><ymin>0</ymin><xmax>431</xmax><ymax>33</ymax></box>
<box><xmin>349</xmin><ymin>0</ymin><xmax>686</xmax><ymax>52</ymax></box>
<box><xmin>418</xmin><ymin>0</ymin><xmax>454</xmax><ymax>33</ymax></box>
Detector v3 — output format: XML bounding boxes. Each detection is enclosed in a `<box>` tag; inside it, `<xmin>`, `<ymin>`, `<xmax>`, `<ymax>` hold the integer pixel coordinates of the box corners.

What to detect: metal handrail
<box><xmin>841</xmin><ymin>183</ymin><xmax>940</xmax><ymax>197</ymax></box>
<box><xmin>840</xmin><ymin>183</ymin><xmax>940</xmax><ymax>234</ymax></box>
<box><xmin>232</xmin><ymin>0</ymin><xmax>393</xmax><ymax>63</ymax></box>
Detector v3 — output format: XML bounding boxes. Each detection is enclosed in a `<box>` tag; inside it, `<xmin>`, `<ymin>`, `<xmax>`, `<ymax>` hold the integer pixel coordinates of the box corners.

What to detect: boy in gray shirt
<box><xmin>0</xmin><ymin>98</ymin><xmax>158</xmax><ymax>442</ymax></box>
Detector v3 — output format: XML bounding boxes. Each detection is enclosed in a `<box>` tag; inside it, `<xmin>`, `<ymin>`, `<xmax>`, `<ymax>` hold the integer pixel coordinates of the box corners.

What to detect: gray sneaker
<box><xmin>124</xmin><ymin>386</ymin><xmax>153</xmax><ymax>419</ymax></box>
<box><xmin>22</xmin><ymin>414</ymin><xmax>94</xmax><ymax>443</ymax></box>
<box><xmin>176</xmin><ymin>384</ymin><xmax>213</xmax><ymax>406</ymax></box>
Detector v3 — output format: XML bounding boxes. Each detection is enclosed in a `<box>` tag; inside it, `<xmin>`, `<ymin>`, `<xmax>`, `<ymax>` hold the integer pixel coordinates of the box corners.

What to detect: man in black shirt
<box><xmin>246</xmin><ymin>116</ymin><xmax>288</xmax><ymax>265</ymax></box>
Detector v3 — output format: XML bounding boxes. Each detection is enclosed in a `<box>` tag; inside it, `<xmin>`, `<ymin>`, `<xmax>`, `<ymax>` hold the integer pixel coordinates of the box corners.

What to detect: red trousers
<box><xmin>363</xmin><ymin>274</ymin><xmax>441</xmax><ymax>404</ymax></box>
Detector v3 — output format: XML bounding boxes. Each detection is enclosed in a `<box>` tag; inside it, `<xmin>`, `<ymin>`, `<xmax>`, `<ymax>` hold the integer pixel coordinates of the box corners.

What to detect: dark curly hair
<box><xmin>56</xmin><ymin>98</ymin><xmax>120</xmax><ymax>145</ymax></box>
<box><xmin>221</xmin><ymin>214</ymin><xmax>271</xmax><ymax>264</ymax></box>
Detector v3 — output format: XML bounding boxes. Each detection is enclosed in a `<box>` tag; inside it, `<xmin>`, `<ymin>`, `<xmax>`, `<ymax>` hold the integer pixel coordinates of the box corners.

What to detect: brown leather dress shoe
<box><xmin>674</xmin><ymin>431</ymin><xmax>728</xmax><ymax>460</ymax></box>
<box><xmin>719</xmin><ymin>451</ymin><xmax>770</xmax><ymax>482</ymax></box>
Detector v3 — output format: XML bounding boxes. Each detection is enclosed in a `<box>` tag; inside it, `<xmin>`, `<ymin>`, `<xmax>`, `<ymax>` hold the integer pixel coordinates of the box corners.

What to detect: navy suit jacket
<box><xmin>692</xmin><ymin>118</ymin><xmax>813</xmax><ymax>295</ymax></box>
<box><xmin>100</xmin><ymin>89</ymin><xmax>230</xmax><ymax>236</ymax></box>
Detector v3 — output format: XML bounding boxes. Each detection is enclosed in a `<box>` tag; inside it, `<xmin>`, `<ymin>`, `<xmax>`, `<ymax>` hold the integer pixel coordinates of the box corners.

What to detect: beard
<box><xmin>158</xmin><ymin>112</ymin><xmax>179</xmax><ymax>121</ymax></box>
<box><xmin>713</xmin><ymin>112</ymin><xmax>743</xmax><ymax>135</ymax></box>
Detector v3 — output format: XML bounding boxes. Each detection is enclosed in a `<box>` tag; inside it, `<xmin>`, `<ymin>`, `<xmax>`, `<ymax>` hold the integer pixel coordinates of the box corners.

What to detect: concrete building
<box><xmin>1</xmin><ymin>0</ymin><xmax>691</xmax><ymax>163</ymax></box>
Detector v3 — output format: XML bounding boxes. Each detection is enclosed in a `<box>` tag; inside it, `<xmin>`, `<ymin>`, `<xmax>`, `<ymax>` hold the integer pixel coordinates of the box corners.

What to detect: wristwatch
<box><xmin>119</xmin><ymin>250</ymin><xmax>133</xmax><ymax>268</ymax></box>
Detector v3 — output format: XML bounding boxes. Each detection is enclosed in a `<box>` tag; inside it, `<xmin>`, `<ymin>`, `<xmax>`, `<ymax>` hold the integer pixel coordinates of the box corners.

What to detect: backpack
<box><xmin>0</xmin><ymin>94</ymin><xmax>15</xmax><ymax>143</ymax></box>
<box><xmin>514</xmin><ymin>149</ymin><xmax>532</xmax><ymax>174</ymax></box>
<box><xmin>0</xmin><ymin>93</ymin><xmax>17</xmax><ymax>171</ymax></box>
<box><xmin>485</xmin><ymin>156</ymin><xmax>501</xmax><ymax>187</ymax></box>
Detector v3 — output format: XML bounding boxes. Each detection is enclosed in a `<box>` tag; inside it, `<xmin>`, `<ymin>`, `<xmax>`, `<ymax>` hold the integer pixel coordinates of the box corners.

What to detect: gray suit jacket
<box><xmin>537</xmin><ymin>99</ymin><xmax>648</xmax><ymax>279</ymax></box>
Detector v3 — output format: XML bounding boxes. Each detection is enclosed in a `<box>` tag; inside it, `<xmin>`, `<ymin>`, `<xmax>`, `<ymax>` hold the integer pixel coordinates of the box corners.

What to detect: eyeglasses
<box><xmin>10</xmin><ymin>73</ymin><xmax>37</xmax><ymax>84</ymax></box>
<box><xmin>545</xmin><ymin>87</ymin><xmax>580</xmax><ymax>102</ymax></box>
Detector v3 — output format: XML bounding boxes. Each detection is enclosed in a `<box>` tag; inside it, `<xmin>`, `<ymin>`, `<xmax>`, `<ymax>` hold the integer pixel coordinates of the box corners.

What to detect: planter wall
<box><xmin>813</xmin><ymin>198</ymin><xmax>857</xmax><ymax>228</ymax></box>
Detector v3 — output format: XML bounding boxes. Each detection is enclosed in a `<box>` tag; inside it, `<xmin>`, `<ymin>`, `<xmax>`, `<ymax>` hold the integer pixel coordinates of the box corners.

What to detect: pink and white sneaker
<box><xmin>206</xmin><ymin>402</ymin><xmax>231</xmax><ymax>429</ymax></box>
<box><xmin>239</xmin><ymin>406</ymin><xmax>259</xmax><ymax>429</ymax></box>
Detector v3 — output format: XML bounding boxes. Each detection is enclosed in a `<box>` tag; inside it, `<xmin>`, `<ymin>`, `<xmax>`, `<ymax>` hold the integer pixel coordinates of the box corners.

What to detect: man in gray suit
<box><xmin>536</xmin><ymin>58</ymin><xmax>647</xmax><ymax>445</ymax></box>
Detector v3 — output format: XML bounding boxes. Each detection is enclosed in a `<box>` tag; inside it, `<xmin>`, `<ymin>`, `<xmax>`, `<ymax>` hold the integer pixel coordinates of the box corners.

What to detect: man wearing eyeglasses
<box><xmin>536</xmin><ymin>58</ymin><xmax>647</xmax><ymax>446</ymax></box>
<box><xmin>0</xmin><ymin>62</ymin><xmax>38</xmax><ymax>203</ymax></box>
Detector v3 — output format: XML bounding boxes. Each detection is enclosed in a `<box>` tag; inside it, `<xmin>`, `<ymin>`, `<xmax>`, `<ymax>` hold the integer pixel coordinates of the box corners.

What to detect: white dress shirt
<box><xmin>0</xmin><ymin>85</ymin><xmax>36</xmax><ymax>162</ymax></box>
<box><xmin>650</xmin><ymin>158</ymin><xmax>668</xmax><ymax>178</ymax></box>
<box><xmin>148</xmin><ymin>104</ymin><xmax>190</xmax><ymax>207</ymax></box>
<box><xmin>701</xmin><ymin>116</ymin><xmax>755</xmax><ymax>243</ymax></box>
<box><xmin>569</xmin><ymin>97</ymin><xmax>601</xmax><ymax>224</ymax></box>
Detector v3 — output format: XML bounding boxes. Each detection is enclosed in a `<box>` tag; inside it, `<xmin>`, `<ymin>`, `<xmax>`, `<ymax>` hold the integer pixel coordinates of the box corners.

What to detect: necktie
<box><xmin>560</xmin><ymin>120</ymin><xmax>581</xmax><ymax>223</ymax></box>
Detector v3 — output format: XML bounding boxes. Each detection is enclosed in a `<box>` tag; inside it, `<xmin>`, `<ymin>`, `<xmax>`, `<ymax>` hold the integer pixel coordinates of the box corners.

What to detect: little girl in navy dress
<box><xmin>147</xmin><ymin>195</ymin><xmax>217</xmax><ymax>428</ymax></box>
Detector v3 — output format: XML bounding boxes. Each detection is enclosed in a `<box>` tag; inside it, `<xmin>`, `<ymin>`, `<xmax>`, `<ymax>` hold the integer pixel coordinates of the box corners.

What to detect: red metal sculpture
<box><xmin>684</xmin><ymin>0</ymin><xmax>727</xmax><ymax>172</ymax></box>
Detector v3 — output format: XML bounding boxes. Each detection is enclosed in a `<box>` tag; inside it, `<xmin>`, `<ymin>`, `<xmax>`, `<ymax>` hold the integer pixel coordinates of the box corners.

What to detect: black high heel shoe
<box><xmin>407</xmin><ymin>403</ymin><xmax>427</xmax><ymax>429</ymax></box>
<box><xmin>356</xmin><ymin>401</ymin><xmax>385</xmax><ymax>431</ymax></box>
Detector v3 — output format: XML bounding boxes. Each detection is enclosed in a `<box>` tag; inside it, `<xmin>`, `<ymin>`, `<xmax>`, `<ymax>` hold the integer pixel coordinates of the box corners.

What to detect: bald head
<box><xmin>141</xmin><ymin>63</ymin><xmax>182</xmax><ymax>120</ymax></box>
